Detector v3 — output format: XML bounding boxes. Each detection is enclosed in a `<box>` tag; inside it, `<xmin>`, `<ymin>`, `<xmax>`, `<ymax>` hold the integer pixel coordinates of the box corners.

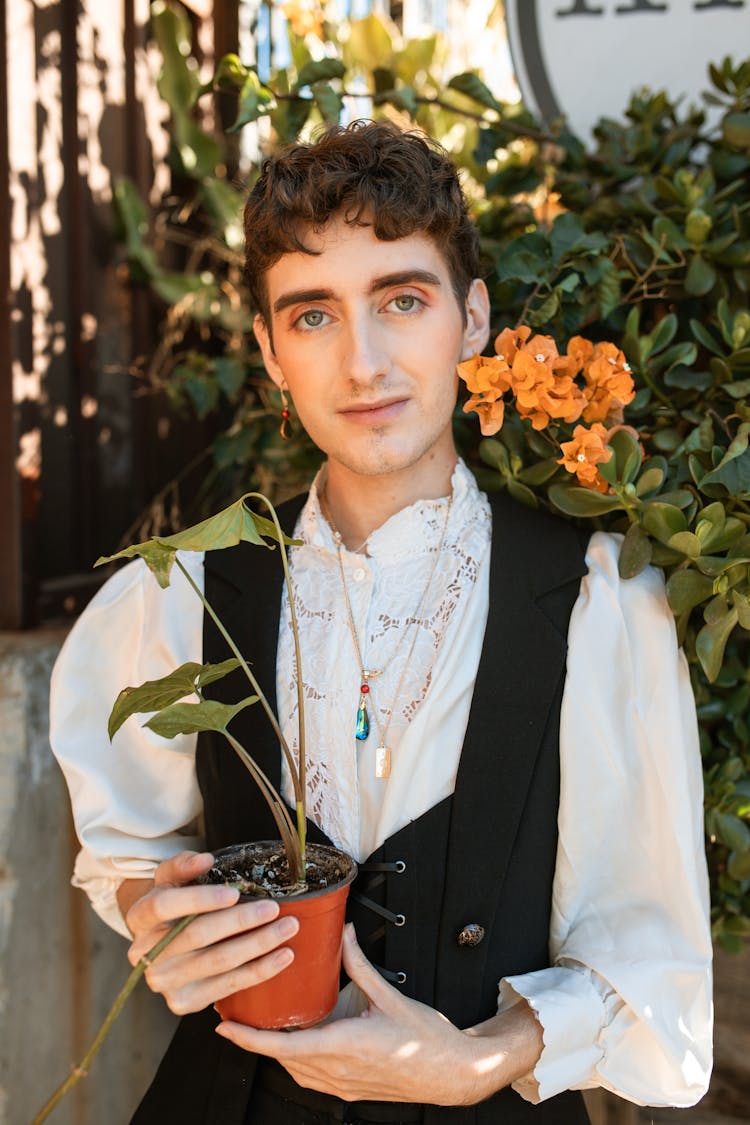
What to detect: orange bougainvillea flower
<box><xmin>558</xmin><ymin>422</ymin><xmax>613</xmax><ymax>493</ymax></box>
<box><xmin>572</xmin><ymin>339</ymin><xmax>636</xmax><ymax>424</ymax></box>
<box><xmin>507</xmin><ymin>333</ymin><xmax>586</xmax><ymax>430</ymax></box>
<box><xmin>494</xmin><ymin>324</ymin><xmax>533</xmax><ymax>365</ymax></box>
<box><xmin>457</xmin><ymin>353</ymin><xmax>513</xmax><ymax>436</ymax></box>
<box><xmin>282</xmin><ymin>0</ymin><xmax>324</xmax><ymax>37</ymax></box>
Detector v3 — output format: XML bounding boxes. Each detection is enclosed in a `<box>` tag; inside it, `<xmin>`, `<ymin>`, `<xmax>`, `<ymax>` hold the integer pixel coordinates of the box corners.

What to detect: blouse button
<box><xmin>457</xmin><ymin>923</ymin><xmax>485</xmax><ymax>947</ymax></box>
<box><xmin>353</xmin><ymin>567</ymin><xmax>366</xmax><ymax>581</ymax></box>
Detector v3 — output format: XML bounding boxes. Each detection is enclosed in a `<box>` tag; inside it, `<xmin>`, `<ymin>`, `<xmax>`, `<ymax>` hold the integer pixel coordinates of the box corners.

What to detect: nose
<box><xmin>341</xmin><ymin>313</ymin><xmax>389</xmax><ymax>386</ymax></box>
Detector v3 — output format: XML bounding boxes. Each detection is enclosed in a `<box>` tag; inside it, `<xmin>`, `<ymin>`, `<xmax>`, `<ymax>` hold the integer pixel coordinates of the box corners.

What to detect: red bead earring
<box><xmin>280</xmin><ymin>388</ymin><xmax>291</xmax><ymax>440</ymax></box>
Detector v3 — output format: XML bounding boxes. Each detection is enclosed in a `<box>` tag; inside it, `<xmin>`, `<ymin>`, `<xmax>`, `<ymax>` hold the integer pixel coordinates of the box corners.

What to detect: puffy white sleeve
<box><xmin>49</xmin><ymin>552</ymin><xmax>206</xmax><ymax>937</ymax></box>
<box><xmin>499</xmin><ymin>531</ymin><xmax>713</xmax><ymax>1107</ymax></box>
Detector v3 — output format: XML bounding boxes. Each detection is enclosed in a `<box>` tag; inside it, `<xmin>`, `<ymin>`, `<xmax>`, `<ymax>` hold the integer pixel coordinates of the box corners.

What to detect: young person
<box><xmin>50</xmin><ymin>121</ymin><xmax>712</xmax><ymax>1124</ymax></box>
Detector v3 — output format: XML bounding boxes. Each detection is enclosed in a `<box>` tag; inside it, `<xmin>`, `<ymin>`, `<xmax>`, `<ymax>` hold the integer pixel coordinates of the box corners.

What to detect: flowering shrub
<box><xmin>113</xmin><ymin>9</ymin><xmax>750</xmax><ymax>945</ymax></box>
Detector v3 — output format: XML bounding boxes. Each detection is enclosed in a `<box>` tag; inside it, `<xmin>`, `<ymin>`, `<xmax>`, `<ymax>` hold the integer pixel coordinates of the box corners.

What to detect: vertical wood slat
<box><xmin>0</xmin><ymin>0</ymin><xmax>23</xmax><ymax>629</ymax></box>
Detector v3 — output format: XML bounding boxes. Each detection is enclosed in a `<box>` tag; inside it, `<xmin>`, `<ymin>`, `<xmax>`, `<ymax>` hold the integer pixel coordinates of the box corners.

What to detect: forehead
<box><xmin>263</xmin><ymin>217</ymin><xmax>451</xmax><ymax>298</ymax></box>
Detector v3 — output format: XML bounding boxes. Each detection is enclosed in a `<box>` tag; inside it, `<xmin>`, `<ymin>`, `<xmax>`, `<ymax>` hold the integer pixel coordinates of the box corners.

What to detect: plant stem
<box><xmin>243</xmin><ymin>494</ymin><xmax>307</xmax><ymax>866</ymax></box>
<box><xmin>174</xmin><ymin>557</ymin><xmax>302</xmax><ymax>808</ymax></box>
<box><xmin>32</xmin><ymin>914</ymin><xmax>195</xmax><ymax>1125</ymax></box>
<box><xmin>223</xmin><ymin>730</ymin><xmax>304</xmax><ymax>882</ymax></box>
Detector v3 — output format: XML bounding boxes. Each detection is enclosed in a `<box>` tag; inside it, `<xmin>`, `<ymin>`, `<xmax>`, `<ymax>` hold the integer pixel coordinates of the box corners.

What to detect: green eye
<box><xmin>302</xmin><ymin>310</ymin><xmax>325</xmax><ymax>327</ymax></box>
<box><xmin>393</xmin><ymin>295</ymin><xmax>417</xmax><ymax>312</ymax></box>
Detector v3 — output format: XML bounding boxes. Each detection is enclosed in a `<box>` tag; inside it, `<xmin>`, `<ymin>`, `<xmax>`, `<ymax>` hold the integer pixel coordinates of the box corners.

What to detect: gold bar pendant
<box><xmin>375</xmin><ymin>746</ymin><xmax>391</xmax><ymax>779</ymax></box>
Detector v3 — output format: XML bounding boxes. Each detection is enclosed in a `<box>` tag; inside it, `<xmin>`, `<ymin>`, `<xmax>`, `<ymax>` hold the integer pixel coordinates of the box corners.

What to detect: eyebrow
<box><xmin>271</xmin><ymin>270</ymin><xmax>443</xmax><ymax>315</ymax></box>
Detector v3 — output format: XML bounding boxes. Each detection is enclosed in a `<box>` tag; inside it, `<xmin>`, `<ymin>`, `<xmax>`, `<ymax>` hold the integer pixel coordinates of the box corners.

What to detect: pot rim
<box><xmin>203</xmin><ymin>839</ymin><xmax>358</xmax><ymax>902</ymax></box>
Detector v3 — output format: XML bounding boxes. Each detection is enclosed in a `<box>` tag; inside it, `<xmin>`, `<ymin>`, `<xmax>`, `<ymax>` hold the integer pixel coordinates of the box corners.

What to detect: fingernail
<box><xmin>255</xmin><ymin>899</ymin><xmax>280</xmax><ymax>923</ymax></box>
<box><xmin>275</xmin><ymin>947</ymin><xmax>294</xmax><ymax>968</ymax></box>
<box><xmin>278</xmin><ymin>916</ymin><xmax>299</xmax><ymax>939</ymax></box>
<box><xmin>215</xmin><ymin>1023</ymin><xmax>230</xmax><ymax>1038</ymax></box>
<box><xmin>215</xmin><ymin>885</ymin><xmax>240</xmax><ymax>904</ymax></box>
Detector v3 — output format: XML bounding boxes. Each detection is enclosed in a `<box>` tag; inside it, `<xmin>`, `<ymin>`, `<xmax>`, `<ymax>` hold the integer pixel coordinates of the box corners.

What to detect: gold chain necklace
<box><xmin>322</xmin><ymin>491</ymin><xmax>453</xmax><ymax>779</ymax></box>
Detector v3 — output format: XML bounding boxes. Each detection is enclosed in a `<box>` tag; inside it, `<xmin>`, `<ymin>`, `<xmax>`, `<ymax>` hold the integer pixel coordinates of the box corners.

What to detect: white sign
<box><xmin>506</xmin><ymin>0</ymin><xmax>750</xmax><ymax>140</ymax></box>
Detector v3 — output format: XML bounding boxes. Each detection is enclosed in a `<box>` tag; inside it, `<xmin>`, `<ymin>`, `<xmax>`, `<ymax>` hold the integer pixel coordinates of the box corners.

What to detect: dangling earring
<box><xmin>279</xmin><ymin>387</ymin><xmax>291</xmax><ymax>440</ymax></box>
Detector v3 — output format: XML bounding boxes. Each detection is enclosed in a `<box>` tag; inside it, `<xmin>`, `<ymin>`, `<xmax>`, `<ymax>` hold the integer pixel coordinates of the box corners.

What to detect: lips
<box><xmin>339</xmin><ymin>397</ymin><xmax>408</xmax><ymax>425</ymax></box>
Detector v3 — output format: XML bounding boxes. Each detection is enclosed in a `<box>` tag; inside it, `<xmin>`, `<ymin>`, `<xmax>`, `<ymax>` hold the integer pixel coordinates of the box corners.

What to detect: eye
<box><xmin>299</xmin><ymin>309</ymin><xmax>325</xmax><ymax>328</ymax></box>
<box><xmin>390</xmin><ymin>294</ymin><xmax>420</xmax><ymax>313</ymax></box>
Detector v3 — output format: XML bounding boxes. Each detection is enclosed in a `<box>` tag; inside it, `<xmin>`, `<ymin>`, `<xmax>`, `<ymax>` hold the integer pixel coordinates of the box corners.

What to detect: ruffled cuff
<box><xmin>498</xmin><ymin>965</ymin><xmax>611</xmax><ymax>1103</ymax></box>
<box><xmin>72</xmin><ymin>849</ymin><xmax>162</xmax><ymax>939</ymax></box>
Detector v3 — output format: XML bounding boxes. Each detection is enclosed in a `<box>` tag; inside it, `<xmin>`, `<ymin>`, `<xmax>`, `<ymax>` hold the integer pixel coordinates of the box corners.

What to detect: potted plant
<box><xmin>33</xmin><ymin>492</ymin><xmax>357</xmax><ymax>1124</ymax></box>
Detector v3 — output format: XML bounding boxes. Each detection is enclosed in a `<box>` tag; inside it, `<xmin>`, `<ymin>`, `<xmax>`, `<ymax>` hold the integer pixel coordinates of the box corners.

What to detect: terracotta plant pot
<box><xmin>203</xmin><ymin>841</ymin><xmax>357</xmax><ymax>1030</ymax></box>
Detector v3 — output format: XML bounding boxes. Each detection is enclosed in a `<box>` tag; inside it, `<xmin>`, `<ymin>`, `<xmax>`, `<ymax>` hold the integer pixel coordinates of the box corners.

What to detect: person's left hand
<box><xmin>215</xmin><ymin>923</ymin><xmax>520</xmax><ymax>1106</ymax></box>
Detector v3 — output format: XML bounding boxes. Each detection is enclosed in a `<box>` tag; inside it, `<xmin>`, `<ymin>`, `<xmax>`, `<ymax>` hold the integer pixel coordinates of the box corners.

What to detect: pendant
<box><xmin>375</xmin><ymin>746</ymin><xmax>391</xmax><ymax>779</ymax></box>
<box><xmin>355</xmin><ymin>699</ymin><xmax>370</xmax><ymax>740</ymax></box>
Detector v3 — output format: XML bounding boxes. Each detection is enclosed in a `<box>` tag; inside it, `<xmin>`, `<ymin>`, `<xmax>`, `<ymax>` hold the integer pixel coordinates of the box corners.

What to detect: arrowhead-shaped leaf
<box><xmin>144</xmin><ymin>696</ymin><xmax>258</xmax><ymax>739</ymax></box>
<box><xmin>109</xmin><ymin>658</ymin><xmax>241</xmax><ymax>739</ymax></box>
<box><xmin>95</xmin><ymin>541</ymin><xmax>178</xmax><ymax>588</ymax></box>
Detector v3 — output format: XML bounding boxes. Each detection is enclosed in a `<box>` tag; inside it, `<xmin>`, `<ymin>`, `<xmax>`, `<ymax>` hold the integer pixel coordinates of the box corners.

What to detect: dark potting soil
<box><xmin>197</xmin><ymin>841</ymin><xmax>355</xmax><ymax>899</ymax></box>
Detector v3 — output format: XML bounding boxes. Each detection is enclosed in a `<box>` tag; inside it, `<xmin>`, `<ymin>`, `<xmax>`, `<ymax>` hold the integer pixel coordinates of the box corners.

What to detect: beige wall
<box><xmin>0</xmin><ymin>631</ymin><xmax>176</xmax><ymax>1125</ymax></box>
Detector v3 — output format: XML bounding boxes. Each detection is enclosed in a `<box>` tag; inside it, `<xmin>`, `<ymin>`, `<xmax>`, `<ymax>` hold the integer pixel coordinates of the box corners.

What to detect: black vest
<box><xmin>132</xmin><ymin>491</ymin><xmax>590</xmax><ymax>1125</ymax></box>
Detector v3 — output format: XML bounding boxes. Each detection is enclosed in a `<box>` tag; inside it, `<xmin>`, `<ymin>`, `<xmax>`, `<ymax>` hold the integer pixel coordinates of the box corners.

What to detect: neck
<box><xmin>321</xmin><ymin>453</ymin><xmax>457</xmax><ymax>550</ymax></box>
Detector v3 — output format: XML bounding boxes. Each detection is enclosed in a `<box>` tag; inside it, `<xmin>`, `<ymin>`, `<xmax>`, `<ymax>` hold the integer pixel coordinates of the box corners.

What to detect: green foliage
<box><xmin>114</xmin><ymin>4</ymin><xmax>750</xmax><ymax>945</ymax></box>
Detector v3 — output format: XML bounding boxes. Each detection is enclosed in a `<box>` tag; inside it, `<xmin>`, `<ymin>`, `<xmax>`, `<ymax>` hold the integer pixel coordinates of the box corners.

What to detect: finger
<box><xmin>128</xmin><ymin>896</ymin><xmax>284</xmax><ymax>965</ymax></box>
<box><xmin>128</xmin><ymin>881</ymin><xmax>240</xmax><ymax>939</ymax></box>
<box><xmin>145</xmin><ymin>918</ymin><xmax>301</xmax><ymax>999</ymax></box>
<box><xmin>159</xmin><ymin>943</ymin><xmax>297</xmax><ymax>1017</ymax></box>
<box><xmin>215</xmin><ymin>1020</ymin><xmax>331</xmax><ymax>1059</ymax></box>
<box><xmin>341</xmin><ymin>924</ymin><xmax>400</xmax><ymax>1011</ymax></box>
<box><xmin>154</xmin><ymin>850</ymin><xmax>215</xmax><ymax>888</ymax></box>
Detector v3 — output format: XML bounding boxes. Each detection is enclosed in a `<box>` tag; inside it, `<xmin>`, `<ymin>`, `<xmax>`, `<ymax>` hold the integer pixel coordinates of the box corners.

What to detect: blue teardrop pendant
<box><xmin>355</xmin><ymin>702</ymin><xmax>370</xmax><ymax>741</ymax></box>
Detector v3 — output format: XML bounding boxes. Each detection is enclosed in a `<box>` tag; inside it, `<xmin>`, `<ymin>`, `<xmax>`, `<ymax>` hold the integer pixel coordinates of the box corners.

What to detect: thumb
<box><xmin>341</xmin><ymin>923</ymin><xmax>401</xmax><ymax>1011</ymax></box>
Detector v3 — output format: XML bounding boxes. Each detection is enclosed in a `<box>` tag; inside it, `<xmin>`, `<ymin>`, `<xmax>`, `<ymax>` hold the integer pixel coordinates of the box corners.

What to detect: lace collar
<box><xmin>297</xmin><ymin>458</ymin><xmax>490</xmax><ymax>564</ymax></box>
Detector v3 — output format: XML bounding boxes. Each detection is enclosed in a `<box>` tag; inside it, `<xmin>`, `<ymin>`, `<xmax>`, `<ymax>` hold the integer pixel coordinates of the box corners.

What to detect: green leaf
<box><xmin>667</xmin><ymin>531</ymin><xmax>702</xmax><ymax>558</ymax></box>
<box><xmin>230</xmin><ymin>71</ymin><xmax>275</xmax><ymax>132</ymax></box>
<box><xmin>526</xmin><ymin>290</ymin><xmax>559</xmax><ymax>327</ymax></box>
<box><xmin>156</xmin><ymin>496</ymin><xmax>292</xmax><ymax>553</ymax></box>
<box><xmin>610</xmin><ymin>429</ymin><xmax>642</xmax><ymax>485</ymax></box>
<box><xmin>715</xmin><ymin>812</ymin><xmax>750</xmax><ymax>852</ymax></box>
<box><xmin>723</xmin><ymin>111</ymin><xmax>750</xmax><ymax>151</ymax></box>
<box><xmin>696</xmin><ymin>607</ymin><xmax>739</xmax><ymax>682</ymax></box>
<box><xmin>727</xmin><ymin>849</ymin><xmax>750</xmax><ymax>881</ymax></box>
<box><xmin>95</xmin><ymin>541</ymin><xmax>177</xmax><ymax>588</ymax></box>
<box><xmin>145</xmin><ymin>696</ymin><xmax>258</xmax><ymax>739</ymax></box>
<box><xmin>479</xmin><ymin>438</ymin><xmax>509</xmax><ymax>474</ymax></box>
<box><xmin>666</xmin><ymin>569</ymin><xmax>714</xmax><ymax>615</ymax></box>
<box><xmin>618</xmin><ymin>522</ymin><xmax>652</xmax><ymax>580</ymax></box>
<box><xmin>506</xmin><ymin>478</ymin><xmax>538</xmax><ymax>508</ymax></box>
<box><xmin>699</xmin><ymin>424</ymin><xmax>750</xmax><ymax>496</ymax></box>
<box><xmin>152</xmin><ymin>1</ymin><xmax>199</xmax><ymax>112</ymax></box>
<box><xmin>635</xmin><ymin>461</ymin><xmax>666</xmax><ymax>496</ymax></box>
<box><xmin>447</xmin><ymin>72</ymin><xmax>499</xmax><ymax>112</ymax></box>
<box><xmin>690</xmin><ymin>318</ymin><xmax>725</xmax><ymax>357</ymax></box>
<box><xmin>648</xmin><ymin>313</ymin><xmax>677</xmax><ymax>355</ymax></box>
<box><xmin>642</xmin><ymin>502</ymin><xmax>688</xmax><ymax>543</ymax></box>
<box><xmin>517</xmin><ymin>458</ymin><xmax>560</xmax><ymax>486</ymax></box>
<box><xmin>312</xmin><ymin>84</ymin><xmax>344</xmax><ymax>124</ymax></box>
<box><xmin>294</xmin><ymin>58</ymin><xmax>345</xmax><ymax>90</ymax></box>
<box><xmin>547</xmin><ymin>484</ymin><xmax>622</xmax><ymax>517</ymax></box>
<box><xmin>685</xmin><ymin>254</ymin><xmax>716</xmax><ymax>296</ymax></box>
<box><xmin>108</xmin><ymin>659</ymin><xmax>240</xmax><ymax>739</ymax></box>
<box><xmin>214</xmin><ymin>53</ymin><xmax>248</xmax><ymax>90</ymax></box>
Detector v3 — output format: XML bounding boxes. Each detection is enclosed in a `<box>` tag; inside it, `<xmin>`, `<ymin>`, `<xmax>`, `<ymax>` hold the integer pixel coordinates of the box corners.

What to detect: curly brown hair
<box><xmin>244</xmin><ymin>119</ymin><xmax>481</xmax><ymax>328</ymax></box>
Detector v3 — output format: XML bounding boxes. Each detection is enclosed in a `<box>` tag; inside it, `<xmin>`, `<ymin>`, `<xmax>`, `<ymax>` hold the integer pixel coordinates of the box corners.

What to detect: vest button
<box><xmin>457</xmin><ymin>923</ymin><xmax>485</xmax><ymax>947</ymax></box>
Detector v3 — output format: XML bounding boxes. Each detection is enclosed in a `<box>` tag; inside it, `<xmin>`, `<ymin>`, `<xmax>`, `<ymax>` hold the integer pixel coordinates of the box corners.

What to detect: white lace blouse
<box><xmin>49</xmin><ymin>460</ymin><xmax>712</xmax><ymax>1108</ymax></box>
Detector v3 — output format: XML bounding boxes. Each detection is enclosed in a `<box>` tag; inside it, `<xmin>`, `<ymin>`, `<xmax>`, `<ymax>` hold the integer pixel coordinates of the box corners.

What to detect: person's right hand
<box><xmin>123</xmin><ymin>851</ymin><xmax>299</xmax><ymax>1016</ymax></box>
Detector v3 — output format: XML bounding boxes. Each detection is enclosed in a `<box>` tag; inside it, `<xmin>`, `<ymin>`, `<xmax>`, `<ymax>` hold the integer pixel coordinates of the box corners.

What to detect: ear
<box><xmin>253</xmin><ymin>314</ymin><xmax>286</xmax><ymax>390</ymax></box>
<box><xmin>460</xmin><ymin>279</ymin><xmax>491</xmax><ymax>360</ymax></box>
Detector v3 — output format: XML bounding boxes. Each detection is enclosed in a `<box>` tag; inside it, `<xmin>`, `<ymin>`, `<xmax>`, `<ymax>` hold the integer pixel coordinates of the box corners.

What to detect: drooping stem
<box><xmin>243</xmin><ymin>493</ymin><xmax>307</xmax><ymax>868</ymax></box>
<box><xmin>174</xmin><ymin>556</ymin><xmax>302</xmax><ymax>808</ymax></box>
<box><xmin>223</xmin><ymin>730</ymin><xmax>303</xmax><ymax>881</ymax></box>
<box><xmin>32</xmin><ymin>913</ymin><xmax>195</xmax><ymax>1125</ymax></box>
